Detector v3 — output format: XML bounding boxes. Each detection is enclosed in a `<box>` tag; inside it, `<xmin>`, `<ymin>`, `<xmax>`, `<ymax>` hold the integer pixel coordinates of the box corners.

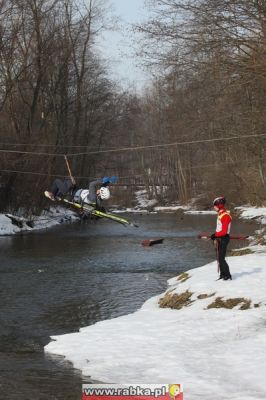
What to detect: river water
<box><xmin>0</xmin><ymin>212</ymin><xmax>255</xmax><ymax>400</ymax></box>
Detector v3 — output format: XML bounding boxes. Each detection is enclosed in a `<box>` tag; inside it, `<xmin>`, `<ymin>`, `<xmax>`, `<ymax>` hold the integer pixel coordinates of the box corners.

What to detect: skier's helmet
<box><xmin>213</xmin><ymin>196</ymin><xmax>226</xmax><ymax>207</ymax></box>
<box><xmin>99</xmin><ymin>186</ymin><xmax>110</xmax><ymax>200</ymax></box>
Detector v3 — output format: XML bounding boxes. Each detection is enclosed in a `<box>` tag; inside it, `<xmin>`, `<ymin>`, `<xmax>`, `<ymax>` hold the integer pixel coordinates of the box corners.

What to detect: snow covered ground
<box><xmin>0</xmin><ymin>207</ymin><xmax>78</xmax><ymax>235</ymax></box>
<box><xmin>44</xmin><ymin>205</ymin><xmax>266</xmax><ymax>400</ymax></box>
<box><xmin>45</xmin><ymin>255</ymin><xmax>266</xmax><ymax>399</ymax></box>
<box><xmin>236</xmin><ymin>206</ymin><xmax>266</xmax><ymax>225</ymax></box>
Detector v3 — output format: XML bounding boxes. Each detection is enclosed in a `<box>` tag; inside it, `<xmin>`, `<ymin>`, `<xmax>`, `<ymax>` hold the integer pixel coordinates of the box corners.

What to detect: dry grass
<box><xmin>177</xmin><ymin>272</ymin><xmax>190</xmax><ymax>282</ymax></box>
<box><xmin>197</xmin><ymin>293</ymin><xmax>216</xmax><ymax>300</ymax></box>
<box><xmin>159</xmin><ymin>290</ymin><xmax>194</xmax><ymax>310</ymax></box>
<box><xmin>253</xmin><ymin>233</ymin><xmax>266</xmax><ymax>246</ymax></box>
<box><xmin>230</xmin><ymin>248</ymin><xmax>254</xmax><ymax>256</ymax></box>
<box><xmin>244</xmin><ymin>225</ymin><xmax>266</xmax><ymax>245</ymax></box>
<box><xmin>207</xmin><ymin>297</ymin><xmax>251</xmax><ymax>310</ymax></box>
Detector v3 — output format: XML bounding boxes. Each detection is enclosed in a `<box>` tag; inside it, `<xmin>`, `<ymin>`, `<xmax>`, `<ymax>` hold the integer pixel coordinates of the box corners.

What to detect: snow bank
<box><xmin>45</xmin><ymin>252</ymin><xmax>266</xmax><ymax>400</ymax></box>
<box><xmin>0</xmin><ymin>207</ymin><xmax>78</xmax><ymax>236</ymax></box>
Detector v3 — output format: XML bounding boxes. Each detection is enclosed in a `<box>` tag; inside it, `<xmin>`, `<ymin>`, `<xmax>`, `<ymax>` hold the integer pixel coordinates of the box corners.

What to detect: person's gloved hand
<box><xmin>102</xmin><ymin>176</ymin><xmax>110</xmax><ymax>184</ymax></box>
<box><xmin>210</xmin><ymin>233</ymin><xmax>216</xmax><ymax>240</ymax></box>
<box><xmin>110</xmin><ymin>175</ymin><xmax>118</xmax><ymax>184</ymax></box>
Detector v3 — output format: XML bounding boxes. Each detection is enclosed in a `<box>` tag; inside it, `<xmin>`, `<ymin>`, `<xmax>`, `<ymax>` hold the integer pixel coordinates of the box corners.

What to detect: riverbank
<box><xmin>44</xmin><ymin>206</ymin><xmax>266</xmax><ymax>400</ymax></box>
<box><xmin>0</xmin><ymin>207</ymin><xmax>79</xmax><ymax>235</ymax></box>
<box><xmin>0</xmin><ymin>188</ymin><xmax>210</xmax><ymax>235</ymax></box>
<box><xmin>0</xmin><ymin>189</ymin><xmax>236</xmax><ymax>236</ymax></box>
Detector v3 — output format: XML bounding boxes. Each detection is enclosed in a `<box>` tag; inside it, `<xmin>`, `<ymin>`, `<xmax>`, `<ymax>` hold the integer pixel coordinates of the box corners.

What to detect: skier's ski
<box><xmin>90</xmin><ymin>208</ymin><xmax>138</xmax><ymax>227</ymax></box>
<box><xmin>44</xmin><ymin>192</ymin><xmax>138</xmax><ymax>227</ymax></box>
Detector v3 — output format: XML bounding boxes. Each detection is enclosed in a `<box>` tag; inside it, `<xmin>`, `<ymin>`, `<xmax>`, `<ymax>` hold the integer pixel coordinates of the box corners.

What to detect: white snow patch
<box><xmin>0</xmin><ymin>207</ymin><xmax>78</xmax><ymax>236</ymax></box>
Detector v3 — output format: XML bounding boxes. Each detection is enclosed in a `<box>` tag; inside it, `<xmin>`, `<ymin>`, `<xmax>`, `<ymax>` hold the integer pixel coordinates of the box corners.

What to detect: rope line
<box><xmin>68</xmin><ymin>133</ymin><xmax>266</xmax><ymax>156</ymax></box>
<box><xmin>0</xmin><ymin>133</ymin><xmax>266</xmax><ymax>157</ymax></box>
<box><xmin>0</xmin><ymin>142</ymin><xmax>120</xmax><ymax>149</ymax></box>
<box><xmin>0</xmin><ymin>157</ymin><xmax>262</xmax><ymax>179</ymax></box>
<box><xmin>0</xmin><ymin>169</ymin><xmax>79</xmax><ymax>178</ymax></box>
<box><xmin>0</xmin><ymin>149</ymin><xmax>63</xmax><ymax>156</ymax></box>
<box><xmin>0</xmin><ymin>168</ymin><xmax>143</xmax><ymax>180</ymax></box>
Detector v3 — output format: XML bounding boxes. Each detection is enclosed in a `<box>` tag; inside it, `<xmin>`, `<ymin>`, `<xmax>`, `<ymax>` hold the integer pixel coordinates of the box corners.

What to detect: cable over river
<box><xmin>0</xmin><ymin>212</ymin><xmax>255</xmax><ymax>400</ymax></box>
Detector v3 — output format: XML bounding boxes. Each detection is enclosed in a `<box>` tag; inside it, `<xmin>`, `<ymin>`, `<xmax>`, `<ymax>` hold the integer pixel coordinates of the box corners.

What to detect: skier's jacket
<box><xmin>215</xmin><ymin>208</ymin><xmax>232</xmax><ymax>237</ymax></box>
<box><xmin>73</xmin><ymin>189</ymin><xmax>90</xmax><ymax>204</ymax></box>
<box><xmin>73</xmin><ymin>180</ymin><xmax>103</xmax><ymax>207</ymax></box>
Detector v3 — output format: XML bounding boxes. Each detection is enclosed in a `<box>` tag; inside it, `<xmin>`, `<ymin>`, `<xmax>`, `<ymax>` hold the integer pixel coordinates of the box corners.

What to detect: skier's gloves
<box><xmin>102</xmin><ymin>176</ymin><xmax>118</xmax><ymax>184</ymax></box>
<box><xmin>102</xmin><ymin>176</ymin><xmax>110</xmax><ymax>184</ymax></box>
<box><xmin>110</xmin><ymin>175</ymin><xmax>118</xmax><ymax>184</ymax></box>
<box><xmin>211</xmin><ymin>233</ymin><xmax>216</xmax><ymax>240</ymax></box>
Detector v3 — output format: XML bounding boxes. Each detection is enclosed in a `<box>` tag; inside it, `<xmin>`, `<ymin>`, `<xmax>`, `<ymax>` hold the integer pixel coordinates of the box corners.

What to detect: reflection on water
<box><xmin>0</xmin><ymin>212</ymin><xmax>255</xmax><ymax>399</ymax></box>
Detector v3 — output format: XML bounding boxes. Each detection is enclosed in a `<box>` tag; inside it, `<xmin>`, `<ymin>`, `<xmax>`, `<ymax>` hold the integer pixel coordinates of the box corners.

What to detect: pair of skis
<box><xmin>44</xmin><ymin>192</ymin><xmax>138</xmax><ymax>228</ymax></box>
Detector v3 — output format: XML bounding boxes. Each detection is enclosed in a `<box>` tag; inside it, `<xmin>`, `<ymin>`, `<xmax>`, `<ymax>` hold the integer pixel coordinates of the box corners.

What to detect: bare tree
<box><xmin>0</xmin><ymin>0</ymin><xmax>124</xmax><ymax>212</ymax></box>
<box><xmin>132</xmin><ymin>0</ymin><xmax>266</xmax><ymax>205</ymax></box>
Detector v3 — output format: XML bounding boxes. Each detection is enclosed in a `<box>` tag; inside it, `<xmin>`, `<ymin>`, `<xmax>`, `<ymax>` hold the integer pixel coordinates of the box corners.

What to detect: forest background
<box><xmin>1</xmin><ymin>0</ymin><xmax>266</xmax><ymax>215</ymax></box>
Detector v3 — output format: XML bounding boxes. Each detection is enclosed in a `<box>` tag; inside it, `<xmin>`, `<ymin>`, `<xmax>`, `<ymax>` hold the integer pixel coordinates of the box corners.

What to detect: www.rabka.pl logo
<box><xmin>82</xmin><ymin>384</ymin><xmax>183</xmax><ymax>400</ymax></box>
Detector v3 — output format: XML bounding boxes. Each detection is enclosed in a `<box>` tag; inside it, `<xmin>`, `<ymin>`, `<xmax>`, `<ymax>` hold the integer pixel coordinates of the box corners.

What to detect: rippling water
<box><xmin>0</xmin><ymin>212</ymin><xmax>255</xmax><ymax>399</ymax></box>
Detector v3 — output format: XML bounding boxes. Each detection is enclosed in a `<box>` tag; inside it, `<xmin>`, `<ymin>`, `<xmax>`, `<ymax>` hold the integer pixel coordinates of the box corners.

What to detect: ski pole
<box><xmin>214</xmin><ymin>239</ymin><xmax>220</xmax><ymax>273</ymax></box>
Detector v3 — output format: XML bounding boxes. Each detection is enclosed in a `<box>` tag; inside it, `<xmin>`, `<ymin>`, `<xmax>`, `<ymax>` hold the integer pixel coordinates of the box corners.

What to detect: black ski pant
<box><xmin>217</xmin><ymin>235</ymin><xmax>231</xmax><ymax>278</ymax></box>
<box><xmin>51</xmin><ymin>177</ymin><xmax>74</xmax><ymax>197</ymax></box>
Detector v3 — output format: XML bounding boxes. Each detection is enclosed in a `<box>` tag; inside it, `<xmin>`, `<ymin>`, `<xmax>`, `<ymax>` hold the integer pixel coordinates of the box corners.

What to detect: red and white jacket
<box><xmin>215</xmin><ymin>208</ymin><xmax>232</xmax><ymax>237</ymax></box>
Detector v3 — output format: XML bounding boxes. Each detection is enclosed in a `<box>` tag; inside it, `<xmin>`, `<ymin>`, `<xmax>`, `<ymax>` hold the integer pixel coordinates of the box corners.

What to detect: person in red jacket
<box><xmin>211</xmin><ymin>196</ymin><xmax>232</xmax><ymax>280</ymax></box>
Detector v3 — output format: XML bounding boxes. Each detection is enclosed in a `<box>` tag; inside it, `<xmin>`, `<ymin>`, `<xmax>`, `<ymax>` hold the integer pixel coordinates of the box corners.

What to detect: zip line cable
<box><xmin>0</xmin><ymin>132</ymin><xmax>266</xmax><ymax>158</ymax></box>
<box><xmin>67</xmin><ymin>133</ymin><xmax>266</xmax><ymax>156</ymax></box>
<box><xmin>0</xmin><ymin>157</ymin><xmax>263</xmax><ymax>180</ymax></box>
<box><xmin>0</xmin><ymin>168</ymin><xmax>143</xmax><ymax>180</ymax></box>
<box><xmin>0</xmin><ymin>170</ymin><xmax>77</xmax><ymax>178</ymax></box>
<box><xmin>0</xmin><ymin>142</ymin><xmax>121</xmax><ymax>149</ymax></box>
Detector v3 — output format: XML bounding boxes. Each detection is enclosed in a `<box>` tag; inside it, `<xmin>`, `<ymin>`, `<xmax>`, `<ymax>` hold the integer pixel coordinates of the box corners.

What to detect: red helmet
<box><xmin>213</xmin><ymin>196</ymin><xmax>226</xmax><ymax>207</ymax></box>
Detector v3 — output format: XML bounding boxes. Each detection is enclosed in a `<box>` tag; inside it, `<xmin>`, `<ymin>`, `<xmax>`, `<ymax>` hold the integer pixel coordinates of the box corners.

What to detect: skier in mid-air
<box><xmin>45</xmin><ymin>175</ymin><xmax>118</xmax><ymax>211</ymax></box>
